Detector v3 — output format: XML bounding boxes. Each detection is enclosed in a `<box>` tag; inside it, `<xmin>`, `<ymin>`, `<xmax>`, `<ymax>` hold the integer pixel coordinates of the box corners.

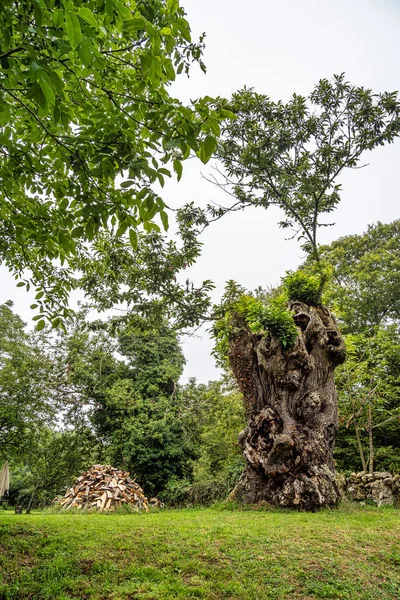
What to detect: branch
<box><xmin>372</xmin><ymin>411</ymin><xmax>400</xmax><ymax>430</ymax></box>
<box><xmin>0</xmin><ymin>47</ymin><xmax>24</xmax><ymax>60</ymax></box>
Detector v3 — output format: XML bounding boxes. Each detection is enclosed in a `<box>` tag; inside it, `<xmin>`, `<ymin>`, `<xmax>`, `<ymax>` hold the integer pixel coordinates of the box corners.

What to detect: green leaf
<box><xmin>167</xmin><ymin>0</ymin><xmax>179</xmax><ymax>14</ymax></box>
<box><xmin>124</xmin><ymin>17</ymin><xmax>147</xmax><ymax>31</ymax></box>
<box><xmin>52</xmin><ymin>8</ymin><xmax>64</xmax><ymax>28</ymax></box>
<box><xmin>36</xmin><ymin>319</ymin><xmax>46</xmax><ymax>331</ymax></box>
<box><xmin>220</xmin><ymin>108</ymin><xmax>237</xmax><ymax>120</ymax></box>
<box><xmin>209</xmin><ymin>119</ymin><xmax>221</xmax><ymax>137</ymax></box>
<box><xmin>85</xmin><ymin>222</ymin><xmax>94</xmax><ymax>240</ymax></box>
<box><xmin>163</xmin><ymin>59</ymin><xmax>175</xmax><ymax>81</ymax></box>
<box><xmin>200</xmin><ymin>135</ymin><xmax>217</xmax><ymax>163</ymax></box>
<box><xmin>71</xmin><ymin>226</ymin><xmax>84</xmax><ymax>238</ymax></box>
<box><xmin>149</xmin><ymin>58</ymin><xmax>160</xmax><ymax>83</ymax></box>
<box><xmin>78</xmin><ymin>41</ymin><xmax>93</xmax><ymax>66</ymax></box>
<box><xmin>78</xmin><ymin>7</ymin><xmax>99</xmax><ymax>29</ymax></box>
<box><xmin>0</xmin><ymin>106</ymin><xmax>11</xmax><ymax>126</ymax></box>
<box><xmin>48</xmin><ymin>70</ymin><xmax>64</xmax><ymax>95</ymax></box>
<box><xmin>16</xmin><ymin>282</ymin><xmax>25</xmax><ymax>288</ymax></box>
<box><xmin>173</xmin><ymin>159</ymin><xmax>183</xmax><ymax>181</ymax></box>
<box><xmin>37</xmin><ymin>72</ymin><xmax>55</xmax><ymax>107</ymax></box>
<box><xmin>143</xmin><ymin>221</ymin><xmax>160</xmax><ymax>233</ymax></box>
<box><xmin>65</xmin><ymin>12</ymin><xmax>82</xmax><ymax>49</ymax></box>
<box><xmin>116</xmin><ymin>222</ymin><xmax>129</xmax><ymax>237</ymax></box>
<box><xmin>160</xmin><ymin>210</ymin><xmax>169</xmax><ymax>230</ymax></box>
<box><xmin>129</xmin><ymin>228</ymin><xmax>138</xmax><ymax>249</ymax></box>
<box><xmin>121</xmin><ymin>180</ymin><xmax>135</xmax><ymax>189</ymax></box>
<box><xmin>32</xmin><ymin>86</ymin><xmax>46</xmax><ymax>110</ymax></box>
<box><xmin>115</xmin><ymin>0</ymin><xmax>134</xmax><ymax>20</ymax></box>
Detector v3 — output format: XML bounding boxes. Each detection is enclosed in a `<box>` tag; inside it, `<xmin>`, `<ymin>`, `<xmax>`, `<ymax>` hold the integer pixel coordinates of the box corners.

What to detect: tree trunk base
<box><xmin>230</xmin><ymin>465</ymin><xmax>341</xmax><ymax>510</ymax></box>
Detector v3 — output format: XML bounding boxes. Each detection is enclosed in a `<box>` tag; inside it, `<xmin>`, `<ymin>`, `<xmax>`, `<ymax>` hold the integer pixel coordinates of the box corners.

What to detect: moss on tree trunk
<box><xmin>229</xmin><ymin>301</ymin><xmax>346</xmax><ymax>511</ymax></box>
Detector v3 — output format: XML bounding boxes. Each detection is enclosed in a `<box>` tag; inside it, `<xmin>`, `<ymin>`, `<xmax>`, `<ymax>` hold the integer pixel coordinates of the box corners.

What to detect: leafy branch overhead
<box><xmin>75</xmin><ymin>204</ymin><xmax>215</xmax><ymax>330</ymax></box>
<box><xmin>211</xmin><ymin>74</ymin><xmax>400</xmax><ymax>261</ymax></box>
<box><xmin>0</xmin><ymin>0</ymin><xmax>223</xmax><ymax>326</ymax></box>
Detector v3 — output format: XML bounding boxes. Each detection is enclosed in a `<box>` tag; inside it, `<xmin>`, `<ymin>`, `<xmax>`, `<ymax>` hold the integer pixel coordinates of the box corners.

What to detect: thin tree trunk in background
<box><xmin>229</xmin><ymin>302</ymin><xmax>346</xmax><ymax>511</ymax></box>
<box><xmin>25</xmin><ymin>485</ymin><xmax>39</xmax><ymax>514</ymax></box>
<box><xmin>368</xmin><ymin>404</ymin><xmax>374</xmax><ymax>474</ymax></box>
<box><xmin>354</xmin><ymin>423</ymin><xmax>367</xmax><ymax>473</ymax></box>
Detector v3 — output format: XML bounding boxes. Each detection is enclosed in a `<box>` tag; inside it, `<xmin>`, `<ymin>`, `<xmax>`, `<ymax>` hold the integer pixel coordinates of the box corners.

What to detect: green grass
<box><xmin>0</xmin><ymin>504</ymin><xmax>399</xmax><ymax>599</ymax></box>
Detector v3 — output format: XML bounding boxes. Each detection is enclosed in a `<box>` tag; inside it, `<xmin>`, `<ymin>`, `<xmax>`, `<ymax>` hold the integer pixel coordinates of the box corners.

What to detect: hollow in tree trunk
<box><xmin>229</xmin><ymin>301</ymin><xmax>346</xmax><ymax>511</ymax></box>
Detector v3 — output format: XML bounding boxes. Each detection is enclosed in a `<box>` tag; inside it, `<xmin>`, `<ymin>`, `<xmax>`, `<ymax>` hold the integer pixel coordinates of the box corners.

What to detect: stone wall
<box><xmin>345</xmin><ymin>472</ymin><xmax>400</xmax><ymax>507</ymax></box>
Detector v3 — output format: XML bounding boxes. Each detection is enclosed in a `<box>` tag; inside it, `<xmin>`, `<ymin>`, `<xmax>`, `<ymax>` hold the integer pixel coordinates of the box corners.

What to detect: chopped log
<box><xmin>54</xmin><ymin>465</ymin><xmax>148</xmax><ymax>512</ymax></box>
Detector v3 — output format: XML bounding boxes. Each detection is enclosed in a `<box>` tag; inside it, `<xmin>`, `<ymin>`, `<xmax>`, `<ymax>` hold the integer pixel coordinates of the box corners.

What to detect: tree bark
<box><xmin>354</xmin><ymin>423</ymin><xmax>367</xmax><ymax>473</ymax></box>
<box><xmin>367</xmin><ymin>404</ymin><xmax>374</xmax><ymax>474</ymax></box>
<box><xmin>25</xmin><ymin>484</ymin><xmax>39</xmax><ymax>514</ymax></box>
<box><xmin>228</xmin><ymin>301</ymin><xmax>346</xmax><ymax>511</ymax></box>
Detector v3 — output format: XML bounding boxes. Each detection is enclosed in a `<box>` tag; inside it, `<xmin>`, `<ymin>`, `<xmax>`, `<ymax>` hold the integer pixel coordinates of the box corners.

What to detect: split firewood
<box><xmin>55</xmin><ymin>465</ymin><xmax>149</xmax><ymax>512</ymax></box>
<box><xmin>150</xmin><ymin>497</ymin><xmax>165</xmax><ymax>508</ymax></box>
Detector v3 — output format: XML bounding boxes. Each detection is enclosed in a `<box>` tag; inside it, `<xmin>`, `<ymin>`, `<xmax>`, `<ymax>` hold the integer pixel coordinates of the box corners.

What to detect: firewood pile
<box><xmin>55</xmin><ymin>465</ymin><xmax>148</xmax><ymax>512</ymax></box>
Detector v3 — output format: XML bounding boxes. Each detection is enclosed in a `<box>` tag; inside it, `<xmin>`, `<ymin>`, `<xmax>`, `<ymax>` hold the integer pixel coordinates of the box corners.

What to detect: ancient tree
<box><xmin>211</xmin><ymin>75</ymin><xmax>400</xmax><ymax>509</ymax></box>
<box><xmin>228</xmin><ymin>298</ymin><xmax>346</xmax><ymax>509</ymax></box>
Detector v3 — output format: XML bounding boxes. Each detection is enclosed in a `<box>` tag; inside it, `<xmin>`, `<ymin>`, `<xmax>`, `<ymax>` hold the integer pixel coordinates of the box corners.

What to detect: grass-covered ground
<box><xmin>0</xmin><ymin>504</ymin><xmax>399</xmax><ymax>600</ymax></box>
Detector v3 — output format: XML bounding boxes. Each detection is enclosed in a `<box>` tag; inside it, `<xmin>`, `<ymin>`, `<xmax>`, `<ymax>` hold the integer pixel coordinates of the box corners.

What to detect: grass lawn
<box><xmin>0</xmin><ymin>503</ymin><xmax>399</xmax><ymax>600</ymax></box>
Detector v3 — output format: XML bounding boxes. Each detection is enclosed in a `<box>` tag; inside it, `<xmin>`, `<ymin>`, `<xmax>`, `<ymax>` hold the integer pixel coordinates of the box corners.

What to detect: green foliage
<box><xmin>76</xmin><ymin>204</ymin><xmax>215</xmax><ymax>329</ymax></box>
<box><xmin>244</xmin><ymin>295</ymin><xmax>298</xmax><ymax>348</ymax></box>
<box><xmin>163</xmin><ymin>378</ymin><xmax>245</xmax><ymax>506</ymax></box>
<box><xmin>335</xmin><ymin>325</ymin><xmax>400</xmax><ymax>473</ymax></box>
<box><xmin>9</xmin><ymin>428</ymin><xmax>98</xmax><ymax>509</ymax></box>
<box><xmin>58</xmin><ymin>315</ymin><xmax>196</xmax><ymax>496</ymax></box>
<box><xmin>213</xmin><ymin>281</ymin><xmax>298</xmax><ymax>366</ymax></box>
<box><xmin>0</xmin><ymin>302</ymin><xmax>56</xmax><ymax>460</ymax></box>
<box><xmin>0</xmin><ymin>0</ymin><xmax>222</xmax><ymax>323</ymax></box>
<box><xmin>214</xmin><ymin>74</ymin><xmax>400</xmax><ymax>265</ymax></box>
<box><xmin>318</xmin><ymin>220</ymin><xmax>400</xmax><ymax>333</ymax></box>
<box><xmin>292</xmin><ymin>220</ymin><xmax>400</xmax><ymax>473</ymax></box>
<box><xmin>0</xmin><ymin>302</ymin><xmax>203</xmax><ymax>501</ymax></box>
<box><xmin>283</xmin><ymin>270</ymin><xmax>322</xmax><ymax>305</ymax></box>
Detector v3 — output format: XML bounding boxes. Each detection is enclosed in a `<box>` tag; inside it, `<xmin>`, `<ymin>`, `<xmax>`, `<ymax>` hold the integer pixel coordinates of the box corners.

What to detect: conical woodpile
<box><xmin>56</xmin><ymin>465</ymin><xmax>148</xmax><ymax>512</ymax></box>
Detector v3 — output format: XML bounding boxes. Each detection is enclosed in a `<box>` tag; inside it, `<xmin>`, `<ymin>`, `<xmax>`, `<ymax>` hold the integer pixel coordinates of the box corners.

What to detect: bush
<box><xmin>244</xmin><ymin>296</ymin><xmax>298</xmax><ymax>349</ymax></box>
<box><xmin>283</xmin><ymin>270</ymin><xmax>322</xmax><ymax>305</ymax></box>
<box><xmin>213</xmin><ymin>288</ymin><xmax>298</xmax><ymax>366</ymax></box>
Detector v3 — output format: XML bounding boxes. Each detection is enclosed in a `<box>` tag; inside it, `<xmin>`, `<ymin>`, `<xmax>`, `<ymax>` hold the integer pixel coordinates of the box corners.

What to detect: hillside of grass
<box><xmin>0</xmin><ymin>504</ymin><xmax>399</xmax><ymax>600</ymax></box>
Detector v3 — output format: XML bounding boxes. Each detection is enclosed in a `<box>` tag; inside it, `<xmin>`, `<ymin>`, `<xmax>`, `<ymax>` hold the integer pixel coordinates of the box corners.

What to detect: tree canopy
<box><xmin>335</xmin><ymin>325</ymin><xmax>400</xmax><ymax>473</ymax></box>
<box><xmin>319</xmin><ymin>220</ymin><xmax>400</xmax><ymax>333</ymax></box>
<box><xmin>0</xmin><ymin>0</ymin><xmax>223</xmax><ymax>326</ymax></box>
<box><xmin>210</xmin><ymin>74</ymin><xmax>400</xmax><ymax>287</ymax></box>
<box><xmin>0</xmin><ymin>302</ymin><xmax>55</xmax><ymax>460</ymax></box>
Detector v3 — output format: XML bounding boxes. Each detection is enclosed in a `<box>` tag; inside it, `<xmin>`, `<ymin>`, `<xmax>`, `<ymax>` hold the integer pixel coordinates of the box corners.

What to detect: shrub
<box><xmin>212</xmin><ymin>286</ymin><xmax>299</xmax><ymax>366</ymax></box>
<box><xmin>160</xmin><ymin>456</ymin><xmax>245</xmax><ymax>507</ymax></box>
<box><xmin>244</xmin><ymin>296</ymin><xmax>299</xmax><ymax>349</ymax></box>
<box><xmin>283</xmin><ymin>270</ymin><xmax>322</xmax><ymax>305</ymax></box>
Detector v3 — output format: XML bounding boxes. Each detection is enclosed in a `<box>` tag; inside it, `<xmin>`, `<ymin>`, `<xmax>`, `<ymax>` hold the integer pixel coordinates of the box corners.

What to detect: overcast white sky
<box><xmin>1</xmin><ymin>0</ymin><xmax>400</xmax><ymax>382</ymax></box>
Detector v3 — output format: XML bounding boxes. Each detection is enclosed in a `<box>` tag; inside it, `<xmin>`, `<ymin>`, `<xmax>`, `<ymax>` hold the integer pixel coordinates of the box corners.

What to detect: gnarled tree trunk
<box><xmin>229</xmin><ymin>301</ymin><xmax>346</xmax><ymax>510</ymax></box>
